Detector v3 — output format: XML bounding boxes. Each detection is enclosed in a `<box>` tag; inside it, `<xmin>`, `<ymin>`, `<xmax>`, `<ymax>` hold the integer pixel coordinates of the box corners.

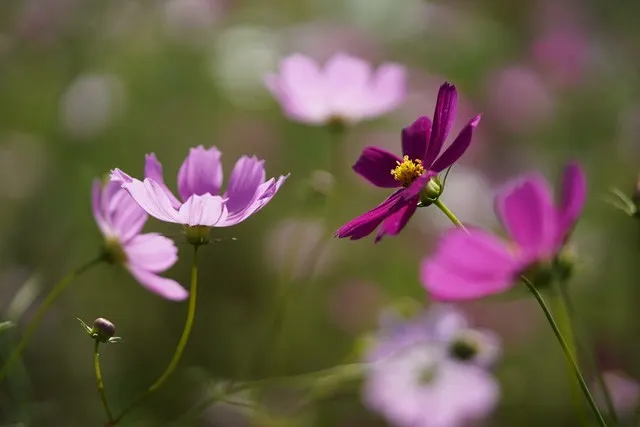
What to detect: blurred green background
<box><xmin>0</xmin><ymin>0</ymin><xmax>640</xmax><ymax>425</ymax></box>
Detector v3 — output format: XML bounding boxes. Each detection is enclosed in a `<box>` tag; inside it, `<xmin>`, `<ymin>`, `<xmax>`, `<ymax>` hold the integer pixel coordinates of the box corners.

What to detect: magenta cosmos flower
<box><xmin>336</xmin><ymin>82</ymin><xmax>481</xmax><ymax>242</ymax></box>
<box><xmin>93</xmin><ymin>180</ymin><xmax>187</xmax><ymax>301</ymax></box>
<box><xmin>421</xmin><ymin>162</ymin><xmax>587</xmax><ymax>301</ymax></box>
<box><xmin>265</xmin><ymin>52</ymin><xmax>406</xmax><ymax>125</ymax></box>
<box><xmin>111</xmin><ymin>146</ymin><xmax>287</xmax><ymax>238</ymax></box>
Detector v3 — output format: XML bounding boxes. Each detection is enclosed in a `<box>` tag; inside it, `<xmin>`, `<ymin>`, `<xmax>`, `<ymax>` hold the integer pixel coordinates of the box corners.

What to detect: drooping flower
<box><xmin>421</xmin><ymin>162</ymin><xmax>587</xmax><ymax>301</ymax></box>
<box><xmin>265</xmin><ymin>52</ymin><xmax>406</xmax><ymax>125</ymax></box>
<box><xmin>92</xmin><ymin>179</ymin><xmax>187</xmax><ymax>301</ymax></box>
<box><xmin>364</xmin><ymin>305</ymin><xmax>501</xmax><ymax>427</ymax></box>
<box><xmin>111</xmin><ymin>145</ymin><xmax>287</xmax><ymax>243</ymax></box>
<box><xmin>336</xmin><ymin>82</ymin><xmax>481</xmax><ymax>242</ymax></box>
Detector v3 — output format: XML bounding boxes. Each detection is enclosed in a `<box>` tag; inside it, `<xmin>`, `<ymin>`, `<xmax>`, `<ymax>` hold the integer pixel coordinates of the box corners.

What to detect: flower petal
<box><xmin>374</xmin><ymin>197</ymin><xmax>418</xmax><ymax>242</ymax></box>
<box><xmin>111</xmin><ymin>170</ymin><xmax>181</xmax><ymax>224</ymax></box>
<box><xmin>124</xmin><ymin>233</ymin><xmax>178</xmax><ymax>273</ymax></box>
<box><xmin>219</xmin><ymin>174</ymin><xmax>288</xmax><ymax>226</ymax></box>
<box><xmin>353</xmin><ymin>147</ymin><xmax>402</xmax><ymax>188</ymax></box>
<box><xmin>325</xmin><ymin>52</ymin><xmax>372</xmax><ymax>120</ymax></box>
<box><xmin>421</xmin><ymin>228</ymin><xmax>521</xmax><ymax>301</ymax></box>
<box><xmin>401</xmin><ymin>116</ymin><xmax>431</xmax><ymax>162</ymax></box>
<box><xmin>127</xmin><ymin>266</ymin><xmax>188</xmax><ymax>301</ymax></box>
<box><xmin>145</xmin><ymin>153</ymin><xmax>182</xmax><ymax>208</ymax></box>
<box><xmin>558</xmin><ymin>162</ymin><xmax>587</xmax><ymax>240</ymax></box>
<box><xmin>92</xmin><ymin>180</ymin><xmax>110</xmax><ymax>237</ymax></box>
<box><xmin>424</xmin><ymin>82</ymin><xmax>458</xmax><ymax>166</ymax></box>
<box><xmin>335</xmin><ymin>189</ymin><xmax>407</xmax><ymax>240</ymax></box>
<box><xmin>224</xmin><ymin>155</ymin><xmax>266</xmax><ymax>214</ymax></box>
<box><xmin>277</xmin><ymin>54</ymin><xmax>330</xmax><ymax>124</ymax></box>
<box><xmin>366</xmin><ymin>63</ymin><xmax>407</xmax><ymax>118</ymax></box>
<box><xmin>110</xmin><ymin>188</ymin><xmax>148</xmax><ymax>243</ymax></box>
<box><xmin>495</xmin><ymin>173</ymin><xmax>558</xmax><ymax>257</ymax></box>
<box><xmin>177</xmin><ymin>145</ymin><xmax>223</xmax><ymax>201</ymax></box>
<box><xmin>430</xmin><ymin>114</ymin><xmax>481</xmax><ymax>173</ymax></box>
<box><xmin>178</xmin><ymin>193</ymin><xmax>228</xmax><ymax>226</ymax></box>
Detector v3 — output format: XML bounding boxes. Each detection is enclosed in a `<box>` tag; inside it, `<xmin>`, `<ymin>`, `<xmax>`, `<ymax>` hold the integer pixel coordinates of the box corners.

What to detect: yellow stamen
<box><xmin>390</xmin><ymin>155</ymin><xmax>425</xmax><ymax>187</ymax></box>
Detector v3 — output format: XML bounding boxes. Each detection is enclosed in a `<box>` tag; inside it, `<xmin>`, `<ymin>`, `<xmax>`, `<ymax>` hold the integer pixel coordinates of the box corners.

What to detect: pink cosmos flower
<box><xmin>111</xmin><ymin>145</ymin><xmax>287</xmax><ymax>231</ymax></box>
<box><xmin>336</xmin><ymin>82</ymin><xmax>481</xmax><ymax>242</ymax></box>
<box><xmin>92</xmin><ymin>180</ymin><xmax>187</xmax><ymax>301</ymax></box>
<box><xmin>421</xmin><ymin>162</ymin><xmax>587</xmax><ymax>301</ymax></box>
<box><xmin>265</xmin><ymin>52</ymin><xmax>406</xmax><ymax>125</ymax></box>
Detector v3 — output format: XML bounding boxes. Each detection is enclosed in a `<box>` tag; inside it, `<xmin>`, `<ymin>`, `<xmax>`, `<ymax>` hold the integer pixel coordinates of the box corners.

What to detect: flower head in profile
<box><xmin>93</xmin><ymin>179</ymin><xmax>187</xmax><ymax>301</ymax></box>
<box><xmin>111</xmin><ymin>145</ymin><xmax>288</xmax><ymax>244</ymax></box>
<box><xmin>336</xmin><ymin>82</ymin><xmax>481</xmax><ymax>242</ymax></box>
<box><xmin>364</xmin><ymin>305</ymin><xmax>501</xmax><ymax>427</ymax></box>
<box><xmin>421</xmin><ymin>162</ymin><xmax>587</xmax><ymax>301</ymax></box>
<box><xmin>265</xmin><ymin>52</ymin><xmax>406</xmax><ymax>126</ymax></box>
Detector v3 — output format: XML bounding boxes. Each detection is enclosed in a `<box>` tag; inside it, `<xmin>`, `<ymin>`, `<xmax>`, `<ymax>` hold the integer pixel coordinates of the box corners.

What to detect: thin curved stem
<box><xmin>556</xmin><ymin>283</ymin><xmax>619</xmax><ymax>424</ymax></box>
<box><xmin>94</xmin><ymin>340</ymin><xmax>114</xmax><ymax>423</ymax></box>
<box><xmin>433</xmin><ymin>199</ymin><xmax>467</xmax><ymax>231</ymax></box>
<box><xmin>521</xmin><ymin>276</ymin><xmax>608</xmax><ymax>427</ymax></box>
<box><xmin>112</xmin><ymin>244</ymin><xmax>200</xmax><ymax>424</ymax></box>
<box><xmin>0</xmin><ymin>256</ymin><xmax>104</xmax><ymax>384</ymax></box>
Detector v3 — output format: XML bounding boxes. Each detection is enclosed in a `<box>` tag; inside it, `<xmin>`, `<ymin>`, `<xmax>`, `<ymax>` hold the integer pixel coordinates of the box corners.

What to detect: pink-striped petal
<box><xmin>145</xmin><ymin>153</ymin><xmax>182</xmax><ymax>208</ymax></box>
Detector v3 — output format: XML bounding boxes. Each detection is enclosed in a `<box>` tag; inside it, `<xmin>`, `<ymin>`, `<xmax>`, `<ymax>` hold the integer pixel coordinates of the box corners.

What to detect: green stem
<box><xmin>521</xmin><ymin>276</ymin><xmax>608</xmax><ymax>427</ymax></box>
<box><xmin>556</xmin><ymin>283</ymin><xmax>619</xmax><ymax>424</ymax></box>
<box><xmin>94</xmin><ymin>340</ymin><xmax>114</xmax><ymax>423</ymax></box>
<box><xmin>433</xmin><ymin>198</ymin><xmax>467</xmax><ymax>231</ymax></box>
<box><xmin>0</xmin><ymin>256</ymin><xmax>103</xmax><ymax>384</ymax></box>
<box><xmin>112</xmin><ymin>244</ymin><xmax>200</xmax><ymax>424</ymax></box>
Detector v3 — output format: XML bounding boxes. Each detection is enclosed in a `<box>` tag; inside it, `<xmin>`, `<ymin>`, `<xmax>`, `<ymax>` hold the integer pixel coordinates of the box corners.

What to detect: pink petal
<box><xmin>324</xmin><ymin>52</ymin><xmax>372</xmax><ymax>119</ymax></box>
<box><xmin>127</xmin><ymin>266</ymin><xmax>188</xmax><ymax>301</ymax></box>
<box><xmin>353</xmin><ymin>146</ymin><xmax>402</xmax><ymax>188</ymax></box>
<box><xmin>111</xmin><ymin>169</ymin><xmax>181</xmax><ymax>224</ymax></box>
<box><xmin>124</xmin><ymin>233</ymin><xmax>178</xmax><ymax>273</ymax></box>
<box><xmin>178</xmin><ymin>193</ymin><xmax>228</xmax><ymax>226</ymax></box>
<box><xmin>401</xmin><ymin>116</ymin><xmax>431</xmax><ymax>162</ymax></box>
<box><xmin>367</xmin><ymin>63</ymin><xmax>406</xmax><ymax>118</ymax></box>
<box><xmin>335</xmin><ymin>189</ymin><xmax>407</xmax><ymax>240</ymax></box>
<box><xmin>92</xmin><ymin>180</ymin><xmax>110</xmax><ymax>237</ymax></box>
<box><xmin>495</xmin><ymin>173</ymin><xmax>558</xmax><ymax>257</ymax></box>
<box><xmin>431</xmin><ymin>114</ymin><xmax>481</xmax><ymax>173</ymax></box>
<box><xmin>424</xmin><ymin>82</ymin><xmax>458</xmax><ymax>167</ymax></box>
<box><xmin>421</xmin><ymin>228</ymin><xmax>521</xmax><ymax>301</ymax></box>
<box><xmin>558</xmin><ymin>161</ymin><xmax>586</xmax><ymax>240</ymax></box>
<box><xmin>110</xmin><ymin>190</ymin><xmax>148</xmax><ymax>243</ymax></box>
<box><xmin>224</xmin><ymin>155</ymin><xmax>266</xmax><ymax>214</ymax></box>
<box><xmin>219</xmin><ymin>174</ymin><xmax>288</xmax><ymax>226</ymax></box>
<box><xmin>177</xmin><ymin>145</ymin><xmax>223</xmax><ymax>201</ymax></box>
<box><xmin>145</xmin><ymin>153</ymin><xmax>182</xmax><ymax>208</ymax></box>
<box><xmin>278</xmin><ymin>54</ymin><xmax>330</xmax><ymax>123</ymax></box>
<box><xmin>374</xmin><ymin>197</ymin><xmax>418</xmax><ymax>242</ymax></box>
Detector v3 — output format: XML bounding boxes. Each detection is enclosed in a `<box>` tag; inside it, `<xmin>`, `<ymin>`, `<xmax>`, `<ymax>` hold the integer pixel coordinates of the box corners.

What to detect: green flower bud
<box><xmin>418</xmin><ymin>177</ymin><xmax>443</xmax><ymax>207</ymax></box>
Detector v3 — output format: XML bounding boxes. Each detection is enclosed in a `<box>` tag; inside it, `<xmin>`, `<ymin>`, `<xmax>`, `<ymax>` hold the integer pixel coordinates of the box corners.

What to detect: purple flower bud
<box><xmin>92</xmin><ymin>318</ymin><xmax>116</xmax><ymax>343</ymax></box>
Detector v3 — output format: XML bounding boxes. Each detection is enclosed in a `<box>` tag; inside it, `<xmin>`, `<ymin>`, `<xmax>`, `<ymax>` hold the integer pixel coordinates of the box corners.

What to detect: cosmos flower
<box><xmin>92</xmin><ymin>180</ymin><xmax>187</xmax><ymax>301</ymax></box>
<box><xmin>421</xmin><ymin>162</ymin><xmax>587</xmax><ymax>301</ymax></box>
<box><xmin>364</xmin><ymin>305</ymin><xmax>501</xmax><ymax>427</ymax></box>
<box><xmin>265</xmin><ymin>52</ymin><xmax>406</xmax><ymax>125</ymax></box>
<box><xmin>336</xmin><ymin>82</ymin><xmax>481</xmax><ymax>242</ymax></box>
<box><xmin>111</xmin><ymin>145</ymin><xmax>287</xmax><ymax>241</ymax></box>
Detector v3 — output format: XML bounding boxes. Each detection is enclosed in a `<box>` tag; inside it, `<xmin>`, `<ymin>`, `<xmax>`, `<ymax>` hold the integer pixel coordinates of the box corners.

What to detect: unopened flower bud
<box><xmin>92</xmin><ymin>318</ymin><xmax>116</xmax><ymax>343</ymax></box>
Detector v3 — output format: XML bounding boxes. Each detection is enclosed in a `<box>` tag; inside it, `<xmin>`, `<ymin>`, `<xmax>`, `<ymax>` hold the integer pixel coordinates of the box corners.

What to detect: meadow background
<box><xmin>0</xmin><ymin>0</ymin><xmax>639</xmax><ymax>425</ymax></box>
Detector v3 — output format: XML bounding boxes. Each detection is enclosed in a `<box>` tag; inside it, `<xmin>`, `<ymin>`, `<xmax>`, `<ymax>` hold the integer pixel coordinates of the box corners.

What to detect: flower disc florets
<box><xmin>391</xmin><ymin>156</ymin><xmax>426</xmax><ymax>187</ymax></box>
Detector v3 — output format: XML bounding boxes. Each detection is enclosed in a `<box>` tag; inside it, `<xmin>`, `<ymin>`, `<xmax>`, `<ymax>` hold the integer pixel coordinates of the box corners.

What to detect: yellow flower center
<box><xmin>390</xmin><ymin>156</ymin><xmax>426</xmax><ymax>187</ymax></box>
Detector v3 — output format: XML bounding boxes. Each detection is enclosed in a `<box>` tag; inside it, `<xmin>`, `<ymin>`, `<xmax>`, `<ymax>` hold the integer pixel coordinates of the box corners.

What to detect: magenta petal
<box><xmin>374</xmin><ymin>197</ymin><xmax>418</xmax><ymax>242</ymax></box>
<box><xmin>401</xmin><ymin>116</ymin><xmax>431</xmax><ymax>161</ymax></box>
<box><xmin>178</xmin><ymin>194</ymin><xmax>228</xmax><ymax>226</ymax></box>
<box><xmin>558</xmin><ymin>162</ymin><xmax>587</xmax><ymax>240</ymax></box>
<box><xmin>335</xmin><ymin>189</ymin><xmax>407</xmax><ymax>240</ymax></box>
<box><xmin>145</xmin><ymin>153</ymin><xmax>182</xmax><ymax>208</ymax></box>
<box><xmin>124</xmin><ymin>233</ymin><xmax>178</xmax><ymax>273</ymax></box>
<box><xmin>495</xmin><ymin>174</ymin><xmax>558</xmax><ymax>257</ymax></box>
<box><xmin>127</xmin><ymin>266</ymin><xmax>188</xmax><ymax>301</ymax></box>
<box><xmin>421</xmin><ymin>228</ymin><xmax>520</xmax><ymax>301</ymax></box>
<box><xmin>224</xmin><ymin>156</ymin><xmax>266</xmax><ymax>214</ymax></box>
<box><xmin>353</xmin><ymin>147</ymin><xmax>402</xmax><ymax>188</ymax></box>
<box><xmin>424</xmin><ymin>82</ymin><xmax>458</xmax><ymax>166</ymax></box>
<box><xmin>177</xmin><ymin>145</ymin><xmax>223</xmax><ymax>201</ymax></box>
<box><xmin>431</xmin><ymin>115</ymin><xmax>481</xmax><ymax>173</ymax></box>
